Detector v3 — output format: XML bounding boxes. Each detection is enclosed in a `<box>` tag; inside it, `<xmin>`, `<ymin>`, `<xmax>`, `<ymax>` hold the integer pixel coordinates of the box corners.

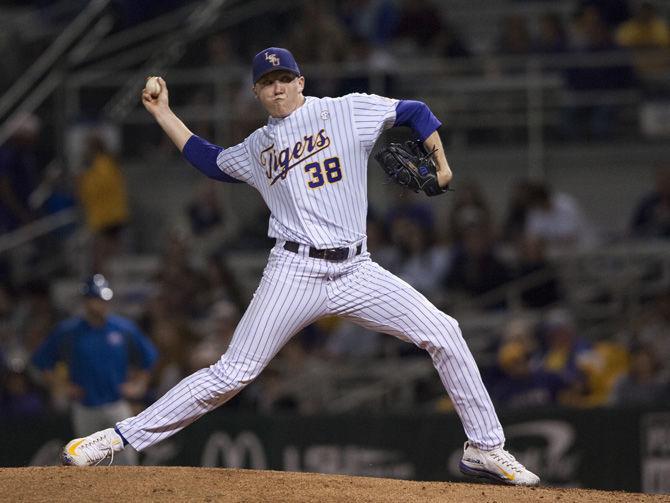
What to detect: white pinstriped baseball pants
<box><xmin>117</xmin><ymin>242</ymin><xmax>504</xmax><ymax>451</ymax></box>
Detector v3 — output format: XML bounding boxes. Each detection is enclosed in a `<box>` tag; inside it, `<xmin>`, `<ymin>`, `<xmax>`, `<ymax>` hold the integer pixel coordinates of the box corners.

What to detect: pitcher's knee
<box><xmin>210</xmin><ymin>349</ymin><xmax>267</xmax><ymax>391</ymax></box>
<box><xmin>177</xmin><ymin>351</ymin><xmax>267</xmax><ymax>412</ymax></box>
<box><xmin>439</xmin><ymin>311</ymin><xmax>461</xmax><ymax>330</ymax></box>
<box><xmin>421</xmin><ymin>311</ymin><xmax>462</xmax><ymax>338</ymax></box>
<box><xmin>413</xmin><ymin>313</ymin><xmax>465</xmax><ymax>354</ymax></box>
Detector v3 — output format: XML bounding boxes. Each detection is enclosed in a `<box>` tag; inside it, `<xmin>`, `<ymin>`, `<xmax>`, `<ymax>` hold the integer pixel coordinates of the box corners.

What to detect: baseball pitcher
<box><xmin>62</xmin><ymin>47</ymin><xmax>539</xmax><ymax>486</ymax></box>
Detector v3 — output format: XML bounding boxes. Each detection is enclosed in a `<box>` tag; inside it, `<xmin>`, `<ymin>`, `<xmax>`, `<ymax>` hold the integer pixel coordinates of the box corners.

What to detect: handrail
<box><xmin>0</xmin><ymin>0</ymin><xmax>82</xmax><ymax>43</ymax></box>
<box><xmin>0</xmin><ymin>0</ymin><xmax>110</xmax><ymax>124</ymax></box>
<box><xmin>77</xmin><ymin>4</ymin><xmax>197</xmax><ymax>64</ymax></box>
<box><xmin>103</xmin><ymin>0</ymin><xmax>231</xmax><ymax>121</ymax></box>
<box><xmin>0</xmin><ymin>208</ymin><xmax>79</xmax><ymax>255</ymax></box>
<box><xmin>0</xmin><ymin>0</ymin><xmax>113</xmax><ymax>149</ymax></box>
<box><xmin>102</xmin><ymin>0</ymin><xmax>302</xmax><ymax>121</ymax></box>
<box><xmin>0</xmin><ymin>15</ymin><xmax>114</xmax><ymax>150</ymax></box>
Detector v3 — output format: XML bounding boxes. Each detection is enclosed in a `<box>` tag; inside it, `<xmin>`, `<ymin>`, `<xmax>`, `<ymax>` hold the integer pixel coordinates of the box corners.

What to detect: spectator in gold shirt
<box><xmin>616</xmin><ymin>2</ymin><xmax>670</xmax><ymax>77</ymax></box>
<box><xmin>77</xmin><ymin>134</ymin><xmax>130</xmax><ymax>273</ymax></box>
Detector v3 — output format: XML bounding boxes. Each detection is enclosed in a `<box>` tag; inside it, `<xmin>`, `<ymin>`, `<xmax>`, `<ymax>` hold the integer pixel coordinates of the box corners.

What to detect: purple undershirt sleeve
<box><xmin>182</xmin><ymin>135</ymin><xmax>243</xmax><ymax>184</ymax></box>
<box><xmin>394</xmin><ymin>100</ymin><xmax>442</xmax><ymax>142</ymax></box>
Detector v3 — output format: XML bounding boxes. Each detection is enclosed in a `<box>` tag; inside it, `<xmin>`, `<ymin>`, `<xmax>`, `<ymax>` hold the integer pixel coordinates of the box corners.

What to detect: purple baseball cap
<box><xmin>252</xmin><ymin>47</ymin><xmax>301</xmax><ymax>83</ymax></box>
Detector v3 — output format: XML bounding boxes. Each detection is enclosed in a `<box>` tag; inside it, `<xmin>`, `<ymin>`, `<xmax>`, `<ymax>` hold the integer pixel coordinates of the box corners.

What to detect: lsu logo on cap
<box><xmin>265</xmin><ymin>52</ymin><xmax>280</xmax><ymax>66</ymax></box>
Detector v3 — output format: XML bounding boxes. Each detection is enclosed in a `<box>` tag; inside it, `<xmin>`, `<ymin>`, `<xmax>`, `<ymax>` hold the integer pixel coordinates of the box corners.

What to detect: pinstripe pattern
<box><xmin>118</xmin><ymin>245</ymin><xmax>330</xmax><ymax>450</ymax></box>
<box><xmin>215</xmin><ymin>94</ymin><xmax>398</xmax><ymax>249</ymax></box>
<box><xmin>119</xmin><ymin>247</ymin><xmax>504</xmax><ymax>451</ymax></box>
<box><xmin>328</xmin><ymin>259</ymin><xmax>504</xmax><ymax>448</ymax></box>
<box><xmin>117</xmin><ymin>92</ymin><xmax>505</xmax><ymax>452</ymax></box>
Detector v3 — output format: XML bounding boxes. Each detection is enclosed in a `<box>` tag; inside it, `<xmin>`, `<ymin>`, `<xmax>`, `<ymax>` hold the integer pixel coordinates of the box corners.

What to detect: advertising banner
<box><xmin>2</xmin><ymin>407</ymin><xmax>668</xmax><ymax>493</ymax></box>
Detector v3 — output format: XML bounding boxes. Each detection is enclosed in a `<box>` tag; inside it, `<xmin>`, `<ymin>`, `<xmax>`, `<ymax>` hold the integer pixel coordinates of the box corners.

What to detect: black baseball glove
<box><xmin>374</xmin><ymin>140</ymin><xmax>449</xmax><ymax>197</ymax></box>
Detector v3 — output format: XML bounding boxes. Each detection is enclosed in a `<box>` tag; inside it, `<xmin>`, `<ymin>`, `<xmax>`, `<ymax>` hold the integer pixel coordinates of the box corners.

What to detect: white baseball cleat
<box><xmin>62</xmin><ymin>428</ymin><xmax>125</xmax><ymax>466</ymax></box>
<box><xmin>459</xmin><ymin>441</ymin><xmax>540</xmax><ymax>486</ymax></box>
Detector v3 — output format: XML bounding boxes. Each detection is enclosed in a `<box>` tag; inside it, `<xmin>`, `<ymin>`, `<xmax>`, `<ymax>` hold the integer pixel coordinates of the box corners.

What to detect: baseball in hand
<box><xmin>145</xmin><ymin>76</ymin><xmax>161</xmax><ymax>98</ymax></box>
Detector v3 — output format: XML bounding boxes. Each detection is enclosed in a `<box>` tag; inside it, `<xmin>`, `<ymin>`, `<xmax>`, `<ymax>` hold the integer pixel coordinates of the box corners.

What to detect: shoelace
<box><xmin>489</xmin><ymin>449</ymin><xmax>525</xmax><ymax>474</ymax></box>
<box><xmin>79</xmin><ymin>434</ymin><xmax>115</xmax><ymax>466</ymax></box>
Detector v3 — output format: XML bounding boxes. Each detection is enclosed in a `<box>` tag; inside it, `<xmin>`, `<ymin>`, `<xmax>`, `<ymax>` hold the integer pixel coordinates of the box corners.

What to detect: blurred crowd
<box><xmin>485</xmin><ymin>298</ymin><xmax>670</xmax><ymax>411</ymax></box>
<box><xmin>1</xmin><ymin>0</ymin><xmax>670</xmax><ymax>420</ymax></box>
<box><xmin>175</xmin><ymin>0</ymin><xmax>670</xmax><ymax>145</ymax></box>
<box><xmin>2</xmin><ymin>0</ymin><xmax>669</xmax><ymax>147</ymax></box>
<box><xmin>1</xmin><ymin>150</ymin><xmax>669</xmax><ymax>419</ymax></box>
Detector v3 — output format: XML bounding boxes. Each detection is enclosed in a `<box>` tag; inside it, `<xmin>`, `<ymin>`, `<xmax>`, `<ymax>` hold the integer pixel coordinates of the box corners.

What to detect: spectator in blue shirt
<box><xmin>32</xmin><ymin>274</ymin><xmax>158</xmax><ymax>465</ymax></box>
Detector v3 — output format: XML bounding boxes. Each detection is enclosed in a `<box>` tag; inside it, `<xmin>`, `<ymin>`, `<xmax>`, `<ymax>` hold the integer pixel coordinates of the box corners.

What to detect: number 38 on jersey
<box><xmin>304</xmin><ymin>157</ymin><xmax>343</xmax><ymax>188</ymax></box>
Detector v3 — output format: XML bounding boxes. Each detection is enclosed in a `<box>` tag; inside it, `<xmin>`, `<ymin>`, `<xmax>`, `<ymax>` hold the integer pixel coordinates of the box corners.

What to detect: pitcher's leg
<box><xmin>332</xmin><ymin>260</ymin><xmax>504</xmax><ymax>449</ymax></box>
<box><xmin>118</xmin><ymin>249</ymin><xmax>329</xmax><ymax>451</ymax></box>
<box><xmin>117</xmin><ymin>347</ymin><xmax>267</xmax><ymax>451</ymax></box>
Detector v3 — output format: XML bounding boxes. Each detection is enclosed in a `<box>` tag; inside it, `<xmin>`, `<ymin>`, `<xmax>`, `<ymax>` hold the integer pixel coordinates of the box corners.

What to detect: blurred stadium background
<box><xmin>0</xmin><ymin>0</ymin><xmax>669</xmax><ymax>493</ymax></box>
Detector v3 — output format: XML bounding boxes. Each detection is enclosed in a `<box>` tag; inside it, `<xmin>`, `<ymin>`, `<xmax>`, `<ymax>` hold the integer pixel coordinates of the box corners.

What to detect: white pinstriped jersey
<box><xmin>216</xmin><ymin>93</ymin><xmax>398</xmax><ymax>248</ymax></box>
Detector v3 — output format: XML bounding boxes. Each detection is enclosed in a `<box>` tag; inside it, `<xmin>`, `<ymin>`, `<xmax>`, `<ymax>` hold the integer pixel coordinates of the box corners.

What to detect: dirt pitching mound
<box><xmin>1</xmin><ymin>467</ymin><xmax>668</xmax><ymax>502</ymax></box>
